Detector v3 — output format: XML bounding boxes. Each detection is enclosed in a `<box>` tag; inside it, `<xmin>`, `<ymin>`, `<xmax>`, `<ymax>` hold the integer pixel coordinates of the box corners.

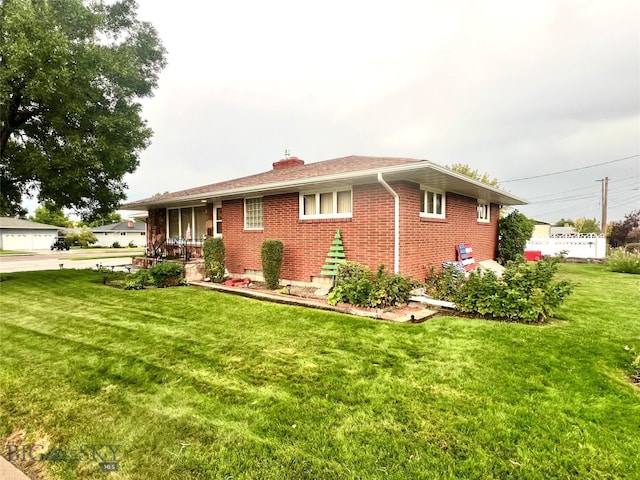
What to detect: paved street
<box><xmin>0</xmin><ymin>250</ymin><xmax>140</xmax><ymax>273</ymax></box>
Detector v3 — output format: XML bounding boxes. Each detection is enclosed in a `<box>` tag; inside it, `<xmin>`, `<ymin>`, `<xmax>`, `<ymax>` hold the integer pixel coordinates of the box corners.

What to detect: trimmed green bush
<box><xmin>123</xmin><ymin>269</ymin><xmax>152</xmax><ymax>290</ymax></box>
<box><xmin>608</xmin><ymin>248</ymin><xmax>640</xmax><ymax>274</ymax></box>
<box><xmin>498</xmin><ymin>210</ymin><xmax>535</xmax><ymax>265</ymax></box>
<box><xmin>374</xmin><ymin>266</ymin><xmax>416</xmax><ymax>307</ymax></box>
<box><xmin>149</xmin><ymin>262</ymin><xmax>183</xmax><ymax>288</ymax></box>
<box><xmin>137</xmin><ymin>269</ymin><xmax>152</xmax><ymax>286</ymax></box>
<box><xmin>112</xmin><ymin>241</ymin><xmax>122</xmax><ymax>248</ymax></box>
<box><xmin>128</xmin><ymin>241</ymin><xmax>136</xmax><ymax>248</ymax></box>
<box><xmin>65</xmin><ymin>228</ymin><xmax>98</xmax><ymax>248</ymax></box>
<box><xmin>424</xmin><ymin>264</ymin><xmax>465</xmax><ymax>302</ymax></box>
<box><xmin>327</xmin><ymin>262</ymin><xmax>415</xmax><ymax>308</ymax></box>
<box><xmin>123</xmin><ymin>279</ymin><xmax>144</xmax><ymax>290</ymax></box>
<box><xmin>203</xmin><ymin>237</ymin><xmax>226</xmax><ymax>282</ymax></box>
<box><xmin>328</xmin><ymin>261</ymin><xmax>375</xmax><ymax>306</ymax></box>
<box><xmin>261</xmin><ymin>240</ymin><xmax>284</xmax><ymax>289</ymax></box>
<box><xmin>453</xmin><ymin>256</ymin><xmax>573</xmax><ymax>322</ymax></box>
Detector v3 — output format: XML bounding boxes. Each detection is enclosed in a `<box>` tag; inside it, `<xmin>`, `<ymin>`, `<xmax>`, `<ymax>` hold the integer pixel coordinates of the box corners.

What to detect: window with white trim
<box><xmin>420</xmin><ymin>187</ymin><xmax>446</xmax><ymax>219</ymax></box>
<box><xmin>300</xmin><ymin>189</ymin><xmax>352</xmax><ymax>219</ymax></box>
<box><xmin>214</xmin><ymin>206</ymin><xmax>222</xmax><ymax>236</ymax></box>
<box><xmin>477</xmin><ymin>200</ymin><xmax>490</xmax><ymax>222</ymax></box>
<box><xmin>244</xmin><ymin>197</ymin><xmax>263</xmax><ymax>229</ymax></box>
<box><xmin>166</xmin><ymin>206</ymin><xmax>208</xmax><ymax>241</ymax></box>
<box><xmin>168</xmin><ymin>209</ymin><xmax>179</xmax><ymax>238</ymax></box>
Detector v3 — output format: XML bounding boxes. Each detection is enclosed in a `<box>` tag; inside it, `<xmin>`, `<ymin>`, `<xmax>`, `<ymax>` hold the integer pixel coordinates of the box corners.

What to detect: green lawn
<box><xmin>0</xmin><ymin>264</ymin><xmax>638</xmax><ymax>479</ymax></box>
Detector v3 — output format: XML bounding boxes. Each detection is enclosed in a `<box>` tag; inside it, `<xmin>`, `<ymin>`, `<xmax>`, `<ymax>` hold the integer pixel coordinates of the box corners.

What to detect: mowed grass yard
<box><xmin>0</xmin><ymin>264</ymin><xmax>639</xmax><ymax>479</ymax></box>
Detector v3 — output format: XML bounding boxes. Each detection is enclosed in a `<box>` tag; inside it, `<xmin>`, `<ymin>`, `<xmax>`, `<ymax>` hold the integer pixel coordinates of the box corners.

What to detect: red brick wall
<box><xmin>147</xmin><ymin>208</ymin><xmax>166</xmax><ymax>251</ymax></box>
<box><xmin>223</xmin><ymin>184</ymin><xmax>396</xmax><ymax>282</ymax></box>
<box><xmin>146</xmin><ymin>182</ymin><xmax>500</xmax><ymax>283</ymax></box>
<box><xmin>396</xmin><ymin>182</ymin><xmax>499</xmax><ymax>281</ymax></box>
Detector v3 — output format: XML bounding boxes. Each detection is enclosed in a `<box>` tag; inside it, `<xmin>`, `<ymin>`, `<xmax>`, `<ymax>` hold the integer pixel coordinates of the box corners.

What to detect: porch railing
<box><xmin>164</xmin><ymin>238</ymin><xmax>203</xmax><ymax>261</ymax></box>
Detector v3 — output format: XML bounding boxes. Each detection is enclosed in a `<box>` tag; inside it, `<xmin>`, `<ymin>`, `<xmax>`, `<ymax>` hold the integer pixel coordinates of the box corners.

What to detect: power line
<box><xmin>528</xmin><ymin>184</ymin><xmax>597</xmax><ymax>201</ymax></box>
<box><xmin>532</xmin><ymin>185</ymin><xmax>639</xmax><ymax>205</ymax></box>
<box><xmin>531</xmin><ymin>192</ymin><xmax>599</xmax><ymax>205</ymax></box>
<box><xmin>531</xmin><ymin>199</ymin><xmax>600</xmax><ymax>220</ymax></box>
<box><xmin>500</xmin><ymin>154</ymin><xmax>639</xmax><ymax>183</ymax></box>
<box><xmin>609</xmin><ymin>194</ymin><xmax>640</xmax><ymax>209</ymax></box>
<box><xmin>527</xmin><ymin>177</ymin><xmax>638</xmax><ymax>203</ymax></box>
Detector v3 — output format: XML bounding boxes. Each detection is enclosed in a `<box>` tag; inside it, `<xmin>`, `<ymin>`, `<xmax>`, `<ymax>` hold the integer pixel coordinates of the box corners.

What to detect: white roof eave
<box><xmin>122</xmin><ymin>162</ymin><xmax>527</xmax><ymax>210</ymax></box>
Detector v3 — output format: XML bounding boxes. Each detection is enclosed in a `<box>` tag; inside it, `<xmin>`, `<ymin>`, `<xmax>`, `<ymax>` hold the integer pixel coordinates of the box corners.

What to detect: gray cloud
<box><xmin>123</xmin><ymin>0</ymin><xmax>640</xmax><ymax>224</ymax></box>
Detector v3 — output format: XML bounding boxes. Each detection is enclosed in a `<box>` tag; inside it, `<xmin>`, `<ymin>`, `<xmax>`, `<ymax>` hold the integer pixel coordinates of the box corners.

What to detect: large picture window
<box><xmin>180</xmin><ymin>208</ymin><xmax>191</xmax><ymax>238</ymax></box>
<box><xmin>420</xmin><ymin>187</ymin><xmax>446</xmax><ymax>219</ymax></box>
<box><xmin>244</xmin><ymin>198</ymin><xmax>263</xmax><ymax>230</ymax></box>
<box><xmin>168</xmin><ymin>209</ymin><xmax>179</xmax><ymax>238</ymax></box>
<box><xmin>166</xmin><ymin>206</ymin><xmax>208</xmax><ymax>241</ymax></box>
<box><xmin>300</xmin><ymin>189</ymin><xmax>352</xmax><ymax>219</ymax></box>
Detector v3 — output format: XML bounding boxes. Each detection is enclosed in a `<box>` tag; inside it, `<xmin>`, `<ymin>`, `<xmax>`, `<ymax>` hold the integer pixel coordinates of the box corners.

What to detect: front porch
<box><xmin>135</xmin><ymin>237</ymin><xmax>206</xmax><ymax>282</ymax></box>
<box><xmin>146</xmin><ymin>238</ymin><xmax>204</xmax><ymax>262</ymax></box>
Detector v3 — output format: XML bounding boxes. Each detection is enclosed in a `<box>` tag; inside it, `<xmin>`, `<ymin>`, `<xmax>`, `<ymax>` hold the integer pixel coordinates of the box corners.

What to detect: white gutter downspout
<box><xmin>377</xmin><ymin>172</ymin><xmax>399</xmax><ymax>274</ymax></box>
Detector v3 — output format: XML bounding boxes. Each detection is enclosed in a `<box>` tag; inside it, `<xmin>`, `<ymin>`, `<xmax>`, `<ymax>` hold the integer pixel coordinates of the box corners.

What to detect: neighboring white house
<box><xmin>92</xmin><ymin>220</ymin><xmax>146</xmax><ymax>247</ymax></box>
<box><xmin>0</xmin><ymin>218</ymin><xmax>61</xmax><ymax>250</ymax></box>
<box><xmin>531</xmin><ymin>221</ymin><xmax>551</xmax><ymax>238</ymax></box>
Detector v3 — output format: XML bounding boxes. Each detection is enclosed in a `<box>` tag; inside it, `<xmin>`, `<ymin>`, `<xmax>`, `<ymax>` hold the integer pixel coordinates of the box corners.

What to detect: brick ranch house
<box><xmin>121</xmin><ymin>155</ymin><xmax>527</xmax><ymax>285</ymax></box>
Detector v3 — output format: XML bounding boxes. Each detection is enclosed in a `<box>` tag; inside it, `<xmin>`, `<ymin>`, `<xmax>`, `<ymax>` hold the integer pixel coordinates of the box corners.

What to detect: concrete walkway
<box><xmin>190</xmin><ymin>280</ymin><xmax>436</xmax><ymax>322</ymax></box>
<box><xmin>0</xmin><ymin>456</ymin><xmax>31</xmax><ymax>480</ymax></box>
<box><xmin>0</xmin><ymin>249</ymin><xmax>137</xmax><ymax>273</ymax></box>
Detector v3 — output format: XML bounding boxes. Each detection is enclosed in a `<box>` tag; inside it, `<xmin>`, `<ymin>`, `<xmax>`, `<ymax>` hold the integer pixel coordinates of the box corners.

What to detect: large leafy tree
<box><xmin>574</xmin><ymin>217</ymin><xmax>600</xmax><ymax>234</ymax></box>
<box><xmin>29</xmin><ymin>202</ymin><xmax>71</xmax><ymax>227</ymax></box>
<box><xmin>64</xmin><ymin>227</ymin><xmax>98</xmax><ymax>248</ymax></box>
<box><xmin>449</xmin><ymin>163</ymin><xmax>512</xmax><ymax>216</ymax></box>
<box><xmin>497</xmin><ymin>209</ymin><xmax>535</xmax><ymax>265</ymax></box>
<box><xmin>0</xmin><ymin>0</ymin><xmax>166</xmax><ymax>218</ymax></box>
<box><xmin>448</xmin><ymin>163</ymin><xmax>501</xmax><ymax>188</ymax></box>
<box><xmin>609</xmin><ymin>209</ymin><xmax>640</xmax><ymax>248</ymax></box>
<box><xmin>81</xmin><ymin>209</ymin><xmax>123</xmax><ymax>227</ymax></box>
<box><xmin>554</xmin><ymin>218</ymin><xmax>575</xmax><ymax>227</ymax></box>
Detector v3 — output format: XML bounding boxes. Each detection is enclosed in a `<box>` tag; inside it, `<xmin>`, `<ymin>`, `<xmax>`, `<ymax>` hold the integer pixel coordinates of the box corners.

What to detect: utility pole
<box><xmin>596</xmin><ymin>177</ymin><xmax>609</xmax><ymax>235</ymax></box>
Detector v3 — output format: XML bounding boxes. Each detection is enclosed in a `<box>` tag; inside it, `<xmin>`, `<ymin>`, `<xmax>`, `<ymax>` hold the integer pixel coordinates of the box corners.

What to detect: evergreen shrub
<box><xmin>149</xmin><ymin>262</ymin><xmax>183</xmax><ymax>288</ymax></box>
<box><xmin>203</xmin><ymin>237</ymin><xmax>226</xmax><ymax>282</ymax></box>
<box><xmin>261</xmin><ymin>240</ymin><xmax>284</xmax><ymax>289</ymax></box>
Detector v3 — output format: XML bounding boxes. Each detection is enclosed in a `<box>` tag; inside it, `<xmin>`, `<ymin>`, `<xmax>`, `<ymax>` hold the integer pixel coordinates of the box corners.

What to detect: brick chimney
<box><xmin>272</xmin><ymin>152</ymin><xmax>304</xmax><ymax>170</ymax></box>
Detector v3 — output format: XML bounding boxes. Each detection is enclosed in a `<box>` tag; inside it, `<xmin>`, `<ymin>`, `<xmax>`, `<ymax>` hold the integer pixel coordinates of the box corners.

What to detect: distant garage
<box><xmin>0</xmin><ymin>218</ymin><xmax>61</xmax><ymax>251</ymax></box>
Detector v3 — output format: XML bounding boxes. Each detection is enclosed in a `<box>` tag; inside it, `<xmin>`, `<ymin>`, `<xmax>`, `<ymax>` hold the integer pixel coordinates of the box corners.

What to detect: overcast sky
<box><xmin>122</xmin><ymin>0</ymin><xmax>639</xmax><ymax>225</ymax></box>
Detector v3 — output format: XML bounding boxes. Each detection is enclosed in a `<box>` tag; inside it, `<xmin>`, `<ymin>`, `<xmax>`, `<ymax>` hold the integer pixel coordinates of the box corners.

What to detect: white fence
<box><xmin>525</xmin><ymin>233</ymin><xmax>606</xmax><ymax>259</ymax></box>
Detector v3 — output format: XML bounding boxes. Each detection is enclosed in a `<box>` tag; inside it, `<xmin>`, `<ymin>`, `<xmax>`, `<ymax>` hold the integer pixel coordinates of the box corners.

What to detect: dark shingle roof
<box><xmin>92</xmin><ymin>221</ymin><xmax>146</xmax><ymax>232</ymax></box>
<box><xmin>120</xmin><ymin>154</ymin><xmax>528</xmax><ymax>209</ymax></box>
<box><xmin>0</xmin><ymin>217</ymin><xmax>61</xmax><ymax>230</ymax></box>
<box><xmin>127</xmin><ymin>155</ymin><xmax>420</xmax><ymax>206</ymax></box>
